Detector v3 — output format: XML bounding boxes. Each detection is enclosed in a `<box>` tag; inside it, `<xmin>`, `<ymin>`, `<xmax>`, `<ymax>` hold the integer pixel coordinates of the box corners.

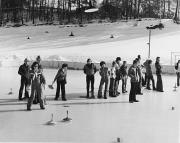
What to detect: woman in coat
<box><xmin>155</xmin><ymin>57</ymin><xmax>163</xmax><ymax>92</ymax></box>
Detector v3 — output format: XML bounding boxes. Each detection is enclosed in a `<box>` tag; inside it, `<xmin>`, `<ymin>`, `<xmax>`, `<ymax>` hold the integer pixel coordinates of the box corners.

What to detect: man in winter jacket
<box><xmin>27</xmin><ymin>62</ymin><xmax>46</xmax><ymax>111</ymax></box>
<box><xmin>146</xmin><ymin>60</ymin><xmax>156</xmax><ymax>90</ymax></box>
<box><xmin>128</xmin><ymin>59</ymin><xmax>139</xmax><ymax>103</ymax></box>
<box><xmin>52</xmin><ymin>63</ymin><xmax>68</xmax><ymax>101</ymax></box>
<box><xmin>18</xmin><ymin>58</ymin><xmax>30</xmax><ymax>101</ymax></box>
<box><xmin>120</xmin><ymin>61</ymin><xmax>128</xmax><ymax>93</ymax></box>
<box><xmin>98</xmin><ymin>61</ymin><xmax>110</xmax><ymax>99</ymax></box>
<box><xmin>83</xmin><ymin>58</ymin><xmax>97</xmax><ymax>98</ymax></box>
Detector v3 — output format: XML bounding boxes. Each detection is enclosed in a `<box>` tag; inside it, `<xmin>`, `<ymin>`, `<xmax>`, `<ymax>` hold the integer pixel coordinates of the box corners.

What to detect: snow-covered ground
<box><xmin>0</xmin><ymin>67</ymin><xmax>179</xmax><ymax>143</ymax></box>
<box><xmin>0</xmin><ymin>19</ymin><xmax>180</xmax><ymax>67</ymax></box>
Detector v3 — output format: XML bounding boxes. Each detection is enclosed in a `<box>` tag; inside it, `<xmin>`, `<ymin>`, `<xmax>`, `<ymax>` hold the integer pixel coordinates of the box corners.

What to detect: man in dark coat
<box><xmin>128</xmin><ymin>59</ymin><xmax>139</xmax><ymax>103</ymax></box>
<box><xmin>83</xmin><ymin>58</ymin><xmax>97</xmax><ymax>98</ymax></box>
<box><xmin>18</xmin><ymin>58</ymin><xmax>30</xmax><ymax>100</ymax></box>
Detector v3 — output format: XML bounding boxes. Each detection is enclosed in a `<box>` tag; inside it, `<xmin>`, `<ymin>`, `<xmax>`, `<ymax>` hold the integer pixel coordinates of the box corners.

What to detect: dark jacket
<box><xmin>146</xmin><ymin>64</ymin><xmax>153</xmax><ymax>76</ymax></box>
<box><xmin>29</xmin><ymin>70</ymin><xmax>46</xmax><ymax>85</ymax></box>
<box><xmin>18</xmin><ymin>63</ymin><xmax>30</xmax><ymax>79</ymax></box>
<box><xmin>120</xmin><ymin>65</ymin><xmax>128</xmax><ymax>76</ymax></box>
<box><xmin>128</xmin><ymin>65</ymin><xmax>138</xmax><ymax>82</ymax></box>
<box><xmin>155</xmin><ymin>62</ymin><xmax>162</xmax><ymax>75</ymax></box>
<box><xmin>54</xmin><ymin>68</ymin><xmax>67</xmax><ymax>83</ymax></box>
<box><xmin>83</xmin><ymin>63</ymin><xmax>97</xmax><ymax>76</ymax></box>
<box><xmin>99</xmin><ymin>67</ymin><xmax>110</xmax><ymax>79</ymax></box>
<box><xmin>175</xmin><ymin>62</ymin><xmax>179</xmax><ymax>70</ymax></box>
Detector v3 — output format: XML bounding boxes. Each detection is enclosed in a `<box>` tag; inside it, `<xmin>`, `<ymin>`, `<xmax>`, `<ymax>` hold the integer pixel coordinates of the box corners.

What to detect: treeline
<box><xmin>0</xmin><ymin>0</ymin><xmax>176</xmax><ymax>26</ymax></box>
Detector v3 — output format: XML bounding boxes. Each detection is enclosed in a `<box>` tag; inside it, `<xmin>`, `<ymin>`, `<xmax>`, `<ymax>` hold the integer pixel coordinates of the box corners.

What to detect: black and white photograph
<box><xmin>0</xmin><ymin>0</ymin><xmax>179</xmax><ymax>142</ymax></box>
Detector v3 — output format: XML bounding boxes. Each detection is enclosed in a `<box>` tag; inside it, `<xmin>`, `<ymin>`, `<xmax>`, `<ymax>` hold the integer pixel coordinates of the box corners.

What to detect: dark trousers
<box><xmin>122</xmin><ymin>76</ymin><xmax>127</xmax><ymax>93</ymax></box>
<box><xmin>156</xmin><ymin>74</ymin><xmax>163</xmax><ymax>91</ymax></box>
<box><xmin>129</xmin><ymin>82</ymin><xmax>137</xmax><ymax>102</ymax></box>
<box><xmin>147</xmin><ymin>75</ymin><xmax>155</xmax><ymax>89</ymax></box>
<box><xmin>19</xmin><ymin>77</ymin><xmax>29</xmax><ymax>100</ymax></box>
<box><xmin>55</xmin><ymin>80</ymin><xmax>66</xmax><ymax>99</ymax></box>
<box><xmin>27</xmin><ymin>84</ymin><xmax>44</xmax><ymax>109</ymax></box>
<box><xmin>98</xmin><ymin>78</ymin><xmax>109</xmax><ymax>98</ymax></box>
<box><xmin>136</xmin><ymin>78</ymin><xmax>142</xmax><ymax>94</ymax></box>
<box><xmin>142</xmin><ymin>73</ymin><xmax>147</xmax><ymax>86</ymax></box>
<box><xmin>115</xmin><ymin>79</ymin><xmax>121</xmax><ymax>95</ymax></box>
<box><xmin>177</xmin><ymin>72</ymin><xmax>180</xmax><ymax>86</ymax></box>
<box><xmin>109</xmin><ymin>78</ymin><xmax>116</xmax><ymax>97</ymax></box>
<box><xmin>86</xmin><ymin>75</ymin><xmax>94</xmax><ymax>97</ymax></box>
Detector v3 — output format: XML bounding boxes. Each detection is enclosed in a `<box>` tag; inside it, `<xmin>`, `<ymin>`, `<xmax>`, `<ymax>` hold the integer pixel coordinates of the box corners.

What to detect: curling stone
<box><xmin>46</xmin><ymin>114</ymin><xmax>56</xmax><ymax>125</ymax></box>
<box><xmin>8</xmin><ymin>88</ymin><xmax>13</xmax><ymax>95</ymax></box>
<box><xmin>117</xmin><ymin>137</ymin><xmax>120</xmax><ymax>142</ymax></box>
<box><xmin>62</xmin><ymin>110</ymin><xmax>72</xmax><ymax>122</ymax></box>
<box><xmin>48</xmin><ymin>84</ymin><xmax>54</xmax><ymax>89</ymax></box>
<box><xmin>69</xmin><ymin>32</ymin><xmax>74</xmax><ymax>37</ymax></box>
<box><xmin>110</xmin><ymin>34</ymin><xmax>114</xmax><ymax>38</ymax></box>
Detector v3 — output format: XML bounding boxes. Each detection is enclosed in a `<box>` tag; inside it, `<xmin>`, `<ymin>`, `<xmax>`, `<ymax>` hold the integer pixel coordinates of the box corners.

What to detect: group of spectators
<box><xmin>18</xmin><ymin>55</ymin><xmax>164</xmax><ymax>111</ymax></box>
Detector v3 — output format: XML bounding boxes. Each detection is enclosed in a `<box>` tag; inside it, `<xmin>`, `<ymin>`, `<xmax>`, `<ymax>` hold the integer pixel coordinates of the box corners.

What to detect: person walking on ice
<box><xmin>27</xmin><ymin>62</ymin><xmax>46</xmax><ymax>111</ymax></box>
<box><xmin>98</xmin><ymin>61</ymin><xmax>110</xmax><ymax>99</ymax></box>
<box><xmin>83</xmin><ymin>58</ymin><xmax>97</xmax><ymax>99</ymax></box>
<box><xmin>52</xmin><ymin>64</ymin><xmax>68</xmax><ymax>101</ymax></box>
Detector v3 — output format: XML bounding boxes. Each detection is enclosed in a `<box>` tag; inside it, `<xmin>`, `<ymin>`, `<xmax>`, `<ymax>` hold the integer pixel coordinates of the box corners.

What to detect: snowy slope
<box><xmin>0</xmin><ymin>19</ymin><xmax>179</xmax><ymax>66</ymax></box>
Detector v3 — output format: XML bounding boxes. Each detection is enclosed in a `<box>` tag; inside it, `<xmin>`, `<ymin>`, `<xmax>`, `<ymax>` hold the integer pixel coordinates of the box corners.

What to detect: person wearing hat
<box><xmin>52</xmin><ymin>63</ymin><xmax>68</xmax><ymax>101</ymax></box>
<box><xmin>97</xmin><ymin>61</ymin><xmax>110</xmax><ymax>99</ymax></box>
<box><xmin>18</xmin><ymin>58</ymin><xmax>30</xmax><ymax>101</ymax></box>
<box><xmin>83</xmin><ymin>58</ymin><xmax>97</xmax><ymax>98</ymax></box>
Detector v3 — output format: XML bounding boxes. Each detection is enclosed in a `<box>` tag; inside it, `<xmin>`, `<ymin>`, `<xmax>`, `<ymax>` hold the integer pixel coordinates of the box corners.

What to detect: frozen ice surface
<box><xmin>0</xmin><ymin>67</ymin><xmax>179</xmax><ymax>143</ymax></box>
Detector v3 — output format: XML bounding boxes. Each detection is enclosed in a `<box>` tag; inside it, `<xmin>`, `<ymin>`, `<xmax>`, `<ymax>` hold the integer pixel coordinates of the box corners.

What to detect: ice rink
<box><xmin>0</xmin><ymin>67</ymin><xmax>179</xmax><ymax>143</ymax></box>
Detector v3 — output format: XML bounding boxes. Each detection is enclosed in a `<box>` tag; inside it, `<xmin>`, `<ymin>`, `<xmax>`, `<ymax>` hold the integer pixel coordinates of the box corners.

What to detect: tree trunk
<box><xmin>32</xmin><ymin>0</ymin><xmax>35</xmax><ymax>24</ymax></box>
<box><xmin>174</xmin><ymin>0</ymin><xmax>179</xmax><ymax>22</ymax></box>
<box><xmin>137</xmin><ymin>0</ymin><xmax>141</xmax><ymax>19</ymax></box>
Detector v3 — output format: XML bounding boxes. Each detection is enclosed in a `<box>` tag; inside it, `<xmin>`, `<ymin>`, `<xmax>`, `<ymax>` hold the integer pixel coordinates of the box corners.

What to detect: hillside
<box><xmin>0</xmin><ymin>18</ymin><xmax>180</xmax><ymax>66</ymax></box>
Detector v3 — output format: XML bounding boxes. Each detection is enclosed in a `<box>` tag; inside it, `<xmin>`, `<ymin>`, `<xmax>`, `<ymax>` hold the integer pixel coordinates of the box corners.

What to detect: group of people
<box><xmin>18</xmin><ymin>55</ymin><xmax>164</xmax><ymax>111</ymax></box>
<box><xmin>18</xmin><ymin>56</ymin><xmax>46</xmax><ymax>111</ymax></box>
<box><xmin>81</xmin><ymin>55</ymin><xmax>164</xmax><ymax>103</ymax></box>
